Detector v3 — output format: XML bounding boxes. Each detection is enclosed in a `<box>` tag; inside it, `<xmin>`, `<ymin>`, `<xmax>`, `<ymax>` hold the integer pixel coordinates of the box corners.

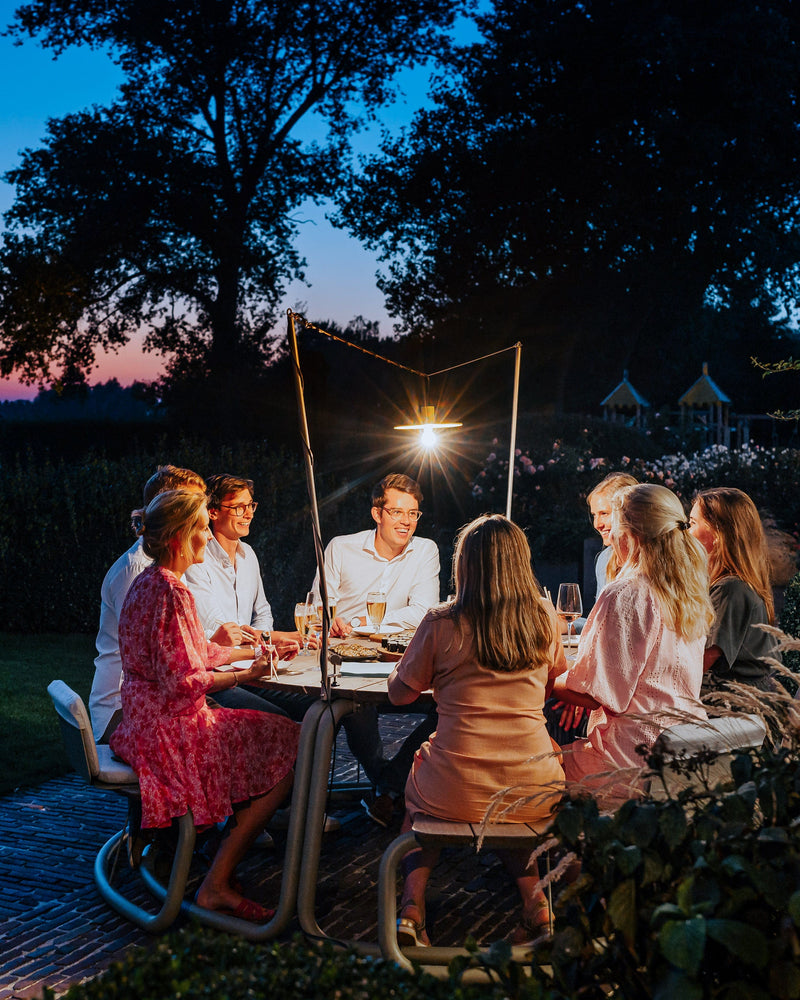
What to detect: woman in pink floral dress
<box><xmin>110</xmin><ymin>489</ymin><xmax>300</xmax><ymax>922</ymax></box>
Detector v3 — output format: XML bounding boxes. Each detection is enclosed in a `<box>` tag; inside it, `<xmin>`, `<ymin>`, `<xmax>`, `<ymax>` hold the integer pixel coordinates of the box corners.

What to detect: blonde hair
<box><xmin>613</xmin><ymin>484</ymin><xmax>714</xmax><ymax>641</ymax></box>
<box><xmin>133</xmin><ymin>489</ymin><xmax>208</xmax><ymax>566</ymax></box>
<box><xmin>587</xmin><ymin>472</ymin><xmax>639</xmax><ymax>582</ymax></box>
<box><xmin>449</xmin><ymin>514</ymin><xmax>553</xmax><ymax>673</ymax></box>
<box><xmin>693</xmin><ymin>487</ymin><xmax>775</xmax><ymax>623</ymax></box>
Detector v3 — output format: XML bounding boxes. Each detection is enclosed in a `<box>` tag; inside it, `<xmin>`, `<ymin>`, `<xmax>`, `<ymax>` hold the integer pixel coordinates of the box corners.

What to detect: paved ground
<box><xmin>0</xmin><ymin>715</ymin><xmax>524</xmax><ymax>999</ymax></box>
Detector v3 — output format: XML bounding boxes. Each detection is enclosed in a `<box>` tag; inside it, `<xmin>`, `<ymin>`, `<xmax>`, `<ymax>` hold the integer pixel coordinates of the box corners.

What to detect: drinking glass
<box><xmin>366</xmin><ymin>590</ymin><xmax>387</xmax><ymax>633</ymax></box>
<box><xmin>294</xmin><ymin>599</ymin><xmax>312</xmax><ymax>652</ymax></box>
<box><xmin>556</xmin><ymin>583</ymin><xmax>583</xmax><ymax>649</ymax></box>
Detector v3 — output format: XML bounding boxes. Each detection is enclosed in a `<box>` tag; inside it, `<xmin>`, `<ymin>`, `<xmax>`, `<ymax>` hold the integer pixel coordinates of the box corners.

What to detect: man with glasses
<box><xmin>313</xmin><ymin>473</ymin><xmax>440</xmax><ymax>826</ymax></box>
<box><xmin>322</xmin><ymin>474</ymin><xmax>440</xmax><ymax>635</ymax></box>
<box><xmin>185</xmin><ymin>473</ymin><xmax>304</xmax><ymax>661</ymax></box>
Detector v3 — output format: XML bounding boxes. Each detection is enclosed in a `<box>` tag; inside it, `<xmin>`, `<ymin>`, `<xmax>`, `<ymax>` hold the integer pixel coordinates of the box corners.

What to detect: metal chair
<box><xmin>47</xmin><ymin>679</ymin><xmax>196</xmax><ymax>933</ymax></box>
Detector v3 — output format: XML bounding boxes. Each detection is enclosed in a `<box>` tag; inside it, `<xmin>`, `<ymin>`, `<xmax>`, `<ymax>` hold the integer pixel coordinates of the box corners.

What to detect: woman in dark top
<box><xmin>689</xmin><ymin>487</ymin><xmax>781</xmax><ymax>691</ymax></box>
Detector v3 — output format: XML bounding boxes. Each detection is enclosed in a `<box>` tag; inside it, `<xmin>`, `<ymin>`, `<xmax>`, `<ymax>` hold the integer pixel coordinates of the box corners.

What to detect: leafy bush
<box><xmin>473</xmin><ymin>439</ymin><xmax>800</xmax><ymax>567</ymax></box>
<box><xmin>519</xmin><ymin>741</ymin><xmax>800</xmax><ymax>1000</ymax></box>
<box><xmin>45</xmin><ymin>929</ymin><xmax>555</xmax><ymax>1000</ymax></box>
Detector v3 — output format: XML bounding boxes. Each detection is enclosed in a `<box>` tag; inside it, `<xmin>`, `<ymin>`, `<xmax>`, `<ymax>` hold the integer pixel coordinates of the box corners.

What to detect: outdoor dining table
<box><xmin>257</xmin><ymin>641</ymin><xmax>434</xmax><ymax>947</ymax></box>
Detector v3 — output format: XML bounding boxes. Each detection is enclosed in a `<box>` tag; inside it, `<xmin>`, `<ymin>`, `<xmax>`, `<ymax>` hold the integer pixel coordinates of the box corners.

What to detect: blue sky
<box><xmin>0</xmin><ymin>1</ymin><xmax>460</xmax><ymax>399</ymax></box>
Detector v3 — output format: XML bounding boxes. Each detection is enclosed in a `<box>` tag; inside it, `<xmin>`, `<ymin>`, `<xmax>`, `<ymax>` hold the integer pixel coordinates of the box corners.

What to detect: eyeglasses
<box><xmin>380</xmin><ymin>507</ymin><xmax>422</xmax><ymax>522</ymax></box>
<box><xmin>220</xmin><ymin>501</ymin><xmax>258</xmax><ymax>516</ymax></box>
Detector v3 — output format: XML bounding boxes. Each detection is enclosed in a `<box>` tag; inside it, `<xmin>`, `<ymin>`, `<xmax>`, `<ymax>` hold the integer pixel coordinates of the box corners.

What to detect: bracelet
<box><xmin>231</xmin><ymin>671</ymin><xmax>238</xmax><ymax>688</ymax></box>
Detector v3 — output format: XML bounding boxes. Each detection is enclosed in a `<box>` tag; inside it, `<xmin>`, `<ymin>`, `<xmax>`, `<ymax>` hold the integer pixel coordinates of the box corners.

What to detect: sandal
<box><xmin>510</xmin><ymin>899</ymin><xmax>553</xmax><ymax>947</ymax></box>
<box><xmin>397</xmin><ymin>904</ymin><xmax>430</xmax><ymax>947</ymax></box>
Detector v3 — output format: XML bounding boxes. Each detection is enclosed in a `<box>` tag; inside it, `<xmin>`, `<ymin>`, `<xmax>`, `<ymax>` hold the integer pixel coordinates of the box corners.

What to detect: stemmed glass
<box><xmin>294</xmin><ymin>596</ymin><xmax>313</xmax><ymax>653</ymax></box>
<box><xmin>366</xmin><ymin>590</ymin><xmax>387</xmax><ymax>634</ymax></box>
<box><xmin>556</xmin><ymin>583</ymin><xmax>583</xmax><ymax>650</ymax></box>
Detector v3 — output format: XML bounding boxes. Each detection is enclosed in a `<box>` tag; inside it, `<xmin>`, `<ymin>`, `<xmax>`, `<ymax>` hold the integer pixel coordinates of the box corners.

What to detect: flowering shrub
<box><xmin>471</xmin><ymin>440</ymin><xmax>800</xmax><ymax>564</ymax></box>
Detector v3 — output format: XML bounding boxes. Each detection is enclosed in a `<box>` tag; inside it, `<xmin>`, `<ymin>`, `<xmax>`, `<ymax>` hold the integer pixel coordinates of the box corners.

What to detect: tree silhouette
<box><xmin>0</xmin><ymin>0</ymin><xmax>464</xmax><ymax>392</ymax></box>
<box><xmin>337</xmin><ymin>0</ymin><xmax>800</xmax><ymax>413</ymax></box>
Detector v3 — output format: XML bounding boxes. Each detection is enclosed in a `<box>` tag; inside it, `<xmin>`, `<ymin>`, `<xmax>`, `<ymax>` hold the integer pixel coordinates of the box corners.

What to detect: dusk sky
<box><xmin>0</xmin><ymin>1</ymin><xmax>452</xmax><ymax>400</ymax></box>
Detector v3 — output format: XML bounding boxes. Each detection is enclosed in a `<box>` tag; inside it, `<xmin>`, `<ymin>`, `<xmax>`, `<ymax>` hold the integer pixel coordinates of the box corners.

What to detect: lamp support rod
<box><xmin>506</xmin><ymin>342</ymin><xmax>522</xmax><ymax>520</ymax></box>
<box><xmin>426</xmin><ymin>342</ymin><xmax>522</xmax><ymax>378</ymax></box>
<box><xmin>287</xmin><ymin>310</ymin><xmax>331</xmax><ymax>695</ymax></box>
<box><xmin>300</xmin><ymin>318</ymin><xmax>428</xmax><ymax>379</ymax></box>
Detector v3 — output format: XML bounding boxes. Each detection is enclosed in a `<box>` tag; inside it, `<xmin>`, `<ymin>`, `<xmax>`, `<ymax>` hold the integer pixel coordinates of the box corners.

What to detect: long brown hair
<box><xmin>693</xmin><ymin>487</ymin><xmax>775</xmax><ymax>622</ymax></box>
<box><xmin>613</xmin><ymin>484</ymin><xmax>714</xmax><ymax>641</ymax></box>
<box><xmin>450</xmin><ymin>514</ymin><xmax>553</xmax><ymax>673</ymax></box>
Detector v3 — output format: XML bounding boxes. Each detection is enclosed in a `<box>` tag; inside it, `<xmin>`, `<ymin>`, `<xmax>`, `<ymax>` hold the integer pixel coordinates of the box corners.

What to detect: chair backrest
<box><xmin>48</xmin><ymin>679</ymin><xmax>100</xmax><ymax>782</ymax></box>
<box><xmin>658</xmin><ymin>714</ymin><xmax>767</xmax><ymax>756</ymax></box>
<box><xmin>47</xmin><ymin>680</ymin><xmax>138</xmax><ymax>787</ymax></box>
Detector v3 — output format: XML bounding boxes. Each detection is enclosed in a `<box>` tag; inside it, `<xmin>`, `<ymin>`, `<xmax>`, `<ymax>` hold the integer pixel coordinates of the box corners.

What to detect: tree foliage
<box><xmin>0</xmin><ymin>0</ymin><xmax>465</xmax><ymax>390</ymax></box>
<box><xmin>337</xmin><ymin>0</ymin><xmax>800</xmax><ymax>412</ymax></box>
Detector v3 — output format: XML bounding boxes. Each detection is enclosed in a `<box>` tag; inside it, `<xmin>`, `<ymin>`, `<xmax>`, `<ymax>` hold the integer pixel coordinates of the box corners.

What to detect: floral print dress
<box><xmin>110</xmin><ymin>565</ymin><xmax>299</xmax><ymax>829</ymax></box>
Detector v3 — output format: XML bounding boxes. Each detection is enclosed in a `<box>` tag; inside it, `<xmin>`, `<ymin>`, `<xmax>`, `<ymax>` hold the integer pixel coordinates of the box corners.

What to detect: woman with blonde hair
<box><xmin>546</xmin><ymin>471</ymin><xmax>639</xmax><ymax>746</ymax></box>
<box><xmin>552</xmin><ymin>484</ymin><xmax>713</xmax><ymax>803</ymax></box>
<box><xmin>689</xmin><ymin>487</ymin><xmax>780</xmax><ymax>690</ymax></box>
<box><xmin>110</xmin><ymin>489</ymin><xmax>300</xmax><ymax>922</ymax></box>
<box><xmin>587</xmin><ymin>471</ymin><xmax>639</xmax><ymax>595</ymax></box>
<box><xmin>387</xmin><ymin>515</ymin><xmax>566</xmax><ymax>947</ymax></box>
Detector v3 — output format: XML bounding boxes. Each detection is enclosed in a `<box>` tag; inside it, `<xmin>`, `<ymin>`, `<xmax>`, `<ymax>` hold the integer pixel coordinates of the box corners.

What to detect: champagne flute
<box><xmin>556</xmin><ymin>583</ymin><xmax>583</xmax><ymax>649</ymax></box>
<box><xmin>294</xmin><ymin>599</ymin><xmax>311</xmax><ymax>653</ymax></box>
<box><xmin>366</xmin><ymin>590</ymin><xmax>387</xmax><ymax>634</ymax></box>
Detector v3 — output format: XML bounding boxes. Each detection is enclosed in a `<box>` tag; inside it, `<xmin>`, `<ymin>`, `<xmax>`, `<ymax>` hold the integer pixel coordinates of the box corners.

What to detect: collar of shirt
<box><xmin>363</xmin><ymin>529</ymin><xmax>416</xmax><ymax>563</ymax></box>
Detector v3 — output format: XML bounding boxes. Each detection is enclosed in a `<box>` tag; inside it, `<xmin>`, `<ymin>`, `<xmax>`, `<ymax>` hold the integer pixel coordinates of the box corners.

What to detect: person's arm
<box><xmin>207</xmin><ymin>646</ymin><xmax>279</xmax><ymax>693</ymax></box>
<box><xmin>184</xmin><ymin>564</ymin><xmax>230</xmax><ymax>640</ymax></box>
<box><xmin>385</xmin><ymin>542</ymin><xmax>440</xmax><ymax>628</ymax></box>
<box><xmin>550</xmin><ymin>672</ymin><xmax>602</xmax><ymax>711</ymax></box>
<box><xmin>387</xmin><ymin>668</ymin><xmax>420</xmax><ymax>705</ymax></box>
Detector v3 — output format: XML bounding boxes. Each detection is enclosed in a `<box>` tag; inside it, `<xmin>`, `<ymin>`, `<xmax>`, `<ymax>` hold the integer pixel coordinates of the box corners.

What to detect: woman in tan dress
<box><xmin>387</xmin><ymin>514</ymin><xmax>566</xmax><ymax>947</ymax></box>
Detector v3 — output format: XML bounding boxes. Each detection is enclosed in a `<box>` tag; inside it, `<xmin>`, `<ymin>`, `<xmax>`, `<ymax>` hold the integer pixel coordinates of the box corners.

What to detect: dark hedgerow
<box><xmin>44</xmin><ymin>930</ymin><xmax>557</xmax><ymax>1000</ymax></box>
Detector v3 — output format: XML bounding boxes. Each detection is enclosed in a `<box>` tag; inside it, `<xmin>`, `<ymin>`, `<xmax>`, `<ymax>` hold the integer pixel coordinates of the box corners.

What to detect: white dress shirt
<box><xmin>313</xmin><ymin>528</ymin><xmax>440</xmax><ymax>628</ymax></box>
<box><xmin>89</xmin><ymin>538</ymin><xmax>152</xmax><ymax>741</ymax></box>
<box><xmin>184</xmin><ymin>534</ymin><xmax>273</xmax><ymax>639</ymax></box>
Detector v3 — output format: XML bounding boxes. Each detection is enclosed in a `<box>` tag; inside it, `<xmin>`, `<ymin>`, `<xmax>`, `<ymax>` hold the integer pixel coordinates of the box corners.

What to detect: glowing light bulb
<box><xmin>420</xmin><ymin>425</ymin><xmax>438</xmax><ymax>448</ymax></box>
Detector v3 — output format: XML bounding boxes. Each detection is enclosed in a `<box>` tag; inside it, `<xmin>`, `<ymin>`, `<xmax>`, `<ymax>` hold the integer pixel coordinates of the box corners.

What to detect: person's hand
<box><xmin>552</xmin><ymin>701</ymin><xmax>585</xmax><ymax>732</ymax></box>
<box><xmin>211</xmin><ymin>622</ymin><xmax>246</xmax><ymax>646</ymax></box>
<box><xmin>249</xmin><ymin>646</ymin><xmax>279</xmax><ymax>680</ymax></box>
<box><xmin>274</xmin><ymin>637</ymin><xmax>301</xmax><ymax>661</ymax></box>
<box><xmin>330</xmin><ymin>616</ymin><xmax>352</xmax><ymax>638</ymax></box>
<box><xmin>239</xmin><ymin>624</ymin><xmax>260</xmax><ymax>645</ymax></box>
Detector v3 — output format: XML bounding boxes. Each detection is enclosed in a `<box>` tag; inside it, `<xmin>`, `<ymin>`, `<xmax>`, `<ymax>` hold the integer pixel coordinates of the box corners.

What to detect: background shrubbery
<box><xmin>2</xmin><ymin>416</ymin><xmax>799</xmax><ymax>634</ymax></box>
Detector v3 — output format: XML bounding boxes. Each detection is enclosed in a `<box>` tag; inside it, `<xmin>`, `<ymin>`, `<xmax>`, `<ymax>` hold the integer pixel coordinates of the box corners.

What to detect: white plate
<box><xmin>339</xmin><ymin>662</ymin><xmax>396</xmax><ymax>677</ymax></box>
<box><xmin>352</xmin><ymin>624</ymin><xmax>402</xmax><ymax>636</ymax></box>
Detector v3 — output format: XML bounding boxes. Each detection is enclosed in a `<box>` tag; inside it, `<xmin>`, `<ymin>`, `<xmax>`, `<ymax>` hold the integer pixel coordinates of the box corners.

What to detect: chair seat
<box><xmin>96</xmin><ymin>745</ymin><xmax>138</xmax><ymax>786</ymax></box>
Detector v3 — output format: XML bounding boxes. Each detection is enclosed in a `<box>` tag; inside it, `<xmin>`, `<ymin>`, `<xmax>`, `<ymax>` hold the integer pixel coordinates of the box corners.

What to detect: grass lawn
<box><xmin>2</xmin><ymin>632</ymin><xmax>96</xmax><ymax>796</ymax></box>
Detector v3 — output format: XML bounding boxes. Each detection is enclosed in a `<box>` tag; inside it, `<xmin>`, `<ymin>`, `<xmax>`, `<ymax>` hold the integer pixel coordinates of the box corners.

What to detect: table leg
<box><xmin>296</xmin><ymin>697</ymin><xmax>381</xmax><ymax>950</ymax></box>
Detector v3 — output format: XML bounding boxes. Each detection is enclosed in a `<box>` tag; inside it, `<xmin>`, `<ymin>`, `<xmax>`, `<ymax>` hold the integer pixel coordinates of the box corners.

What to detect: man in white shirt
<box><xmin>314</xmin><ymin>473</ymin><xmax>440</xmax><ymax>826</ymax></box>
<box><xmin>184</xmin><ymin>474</ymin><xmax>306</xmax><ymax>718</ymax></box>
<box><xmin>90</xmin><ymin>464</ymin><xmax>207</xmax><ymax>742</ymax></box>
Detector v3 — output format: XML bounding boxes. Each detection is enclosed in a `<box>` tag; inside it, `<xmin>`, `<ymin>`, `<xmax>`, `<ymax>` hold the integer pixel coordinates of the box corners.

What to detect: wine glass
<box><xmin>366</xmin><ymin>590</ymin><xmax>387</xmax><ymax>633</ymax></box>
<box><xmin>294</xmin><ymin>598</ymin><xmax>312</xmax><ymax>653</ymax></box>
<box><xmin>556</xmin><ymin>583</ymin><xmax>583</xmax><ymax>649</ymax></box>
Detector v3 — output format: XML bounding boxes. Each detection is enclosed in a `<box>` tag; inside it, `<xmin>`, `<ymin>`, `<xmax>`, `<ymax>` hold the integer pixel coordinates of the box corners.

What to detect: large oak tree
<box><xmin>337</xmin><ymin>0</ymin><xmax>800</xmax><ymax>413</ymax></box>
<box><xmin>0</xmin><ymin>0</ymin><xmax>464</xmax><ymax>392</ymax></box>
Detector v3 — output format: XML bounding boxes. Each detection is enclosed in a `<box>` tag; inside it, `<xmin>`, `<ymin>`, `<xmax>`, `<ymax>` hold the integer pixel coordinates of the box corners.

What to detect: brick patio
<box><xmin>0</xmin><ymin>715</ymin><xmax>524</xmax><ymax>999</ymax></box>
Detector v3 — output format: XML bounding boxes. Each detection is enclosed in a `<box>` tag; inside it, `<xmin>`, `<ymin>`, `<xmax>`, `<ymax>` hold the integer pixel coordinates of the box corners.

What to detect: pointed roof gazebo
<box><xmin>678</xmin><ymin>362</ymin><xmax>732</xmax><ymax>446</ymax></box>
<box><xmin>601</xmin><ymin>370</ymin><xmax>650</xmax><ymax>429</ymax></box>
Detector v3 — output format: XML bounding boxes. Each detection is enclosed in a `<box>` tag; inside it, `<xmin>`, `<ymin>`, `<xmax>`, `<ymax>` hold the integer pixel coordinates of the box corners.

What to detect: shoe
<box><xmin>510</xmin><ymin>899</ymin><xmax>553</xmax><ymax>947</ymax></box>
<box><xmin>362</xmin><ymin>793</ymin><xmax>394</xmax><ymax>828</ymax></box>
<box><xmin>397</xmin><ymin>904</ymin><xmax>430</xmax><ymax>947</ymax></box>
<box><xmin>253</xmin><ymin>830</ymin><xmax>274</xmax><ymax>849</ymax></box>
